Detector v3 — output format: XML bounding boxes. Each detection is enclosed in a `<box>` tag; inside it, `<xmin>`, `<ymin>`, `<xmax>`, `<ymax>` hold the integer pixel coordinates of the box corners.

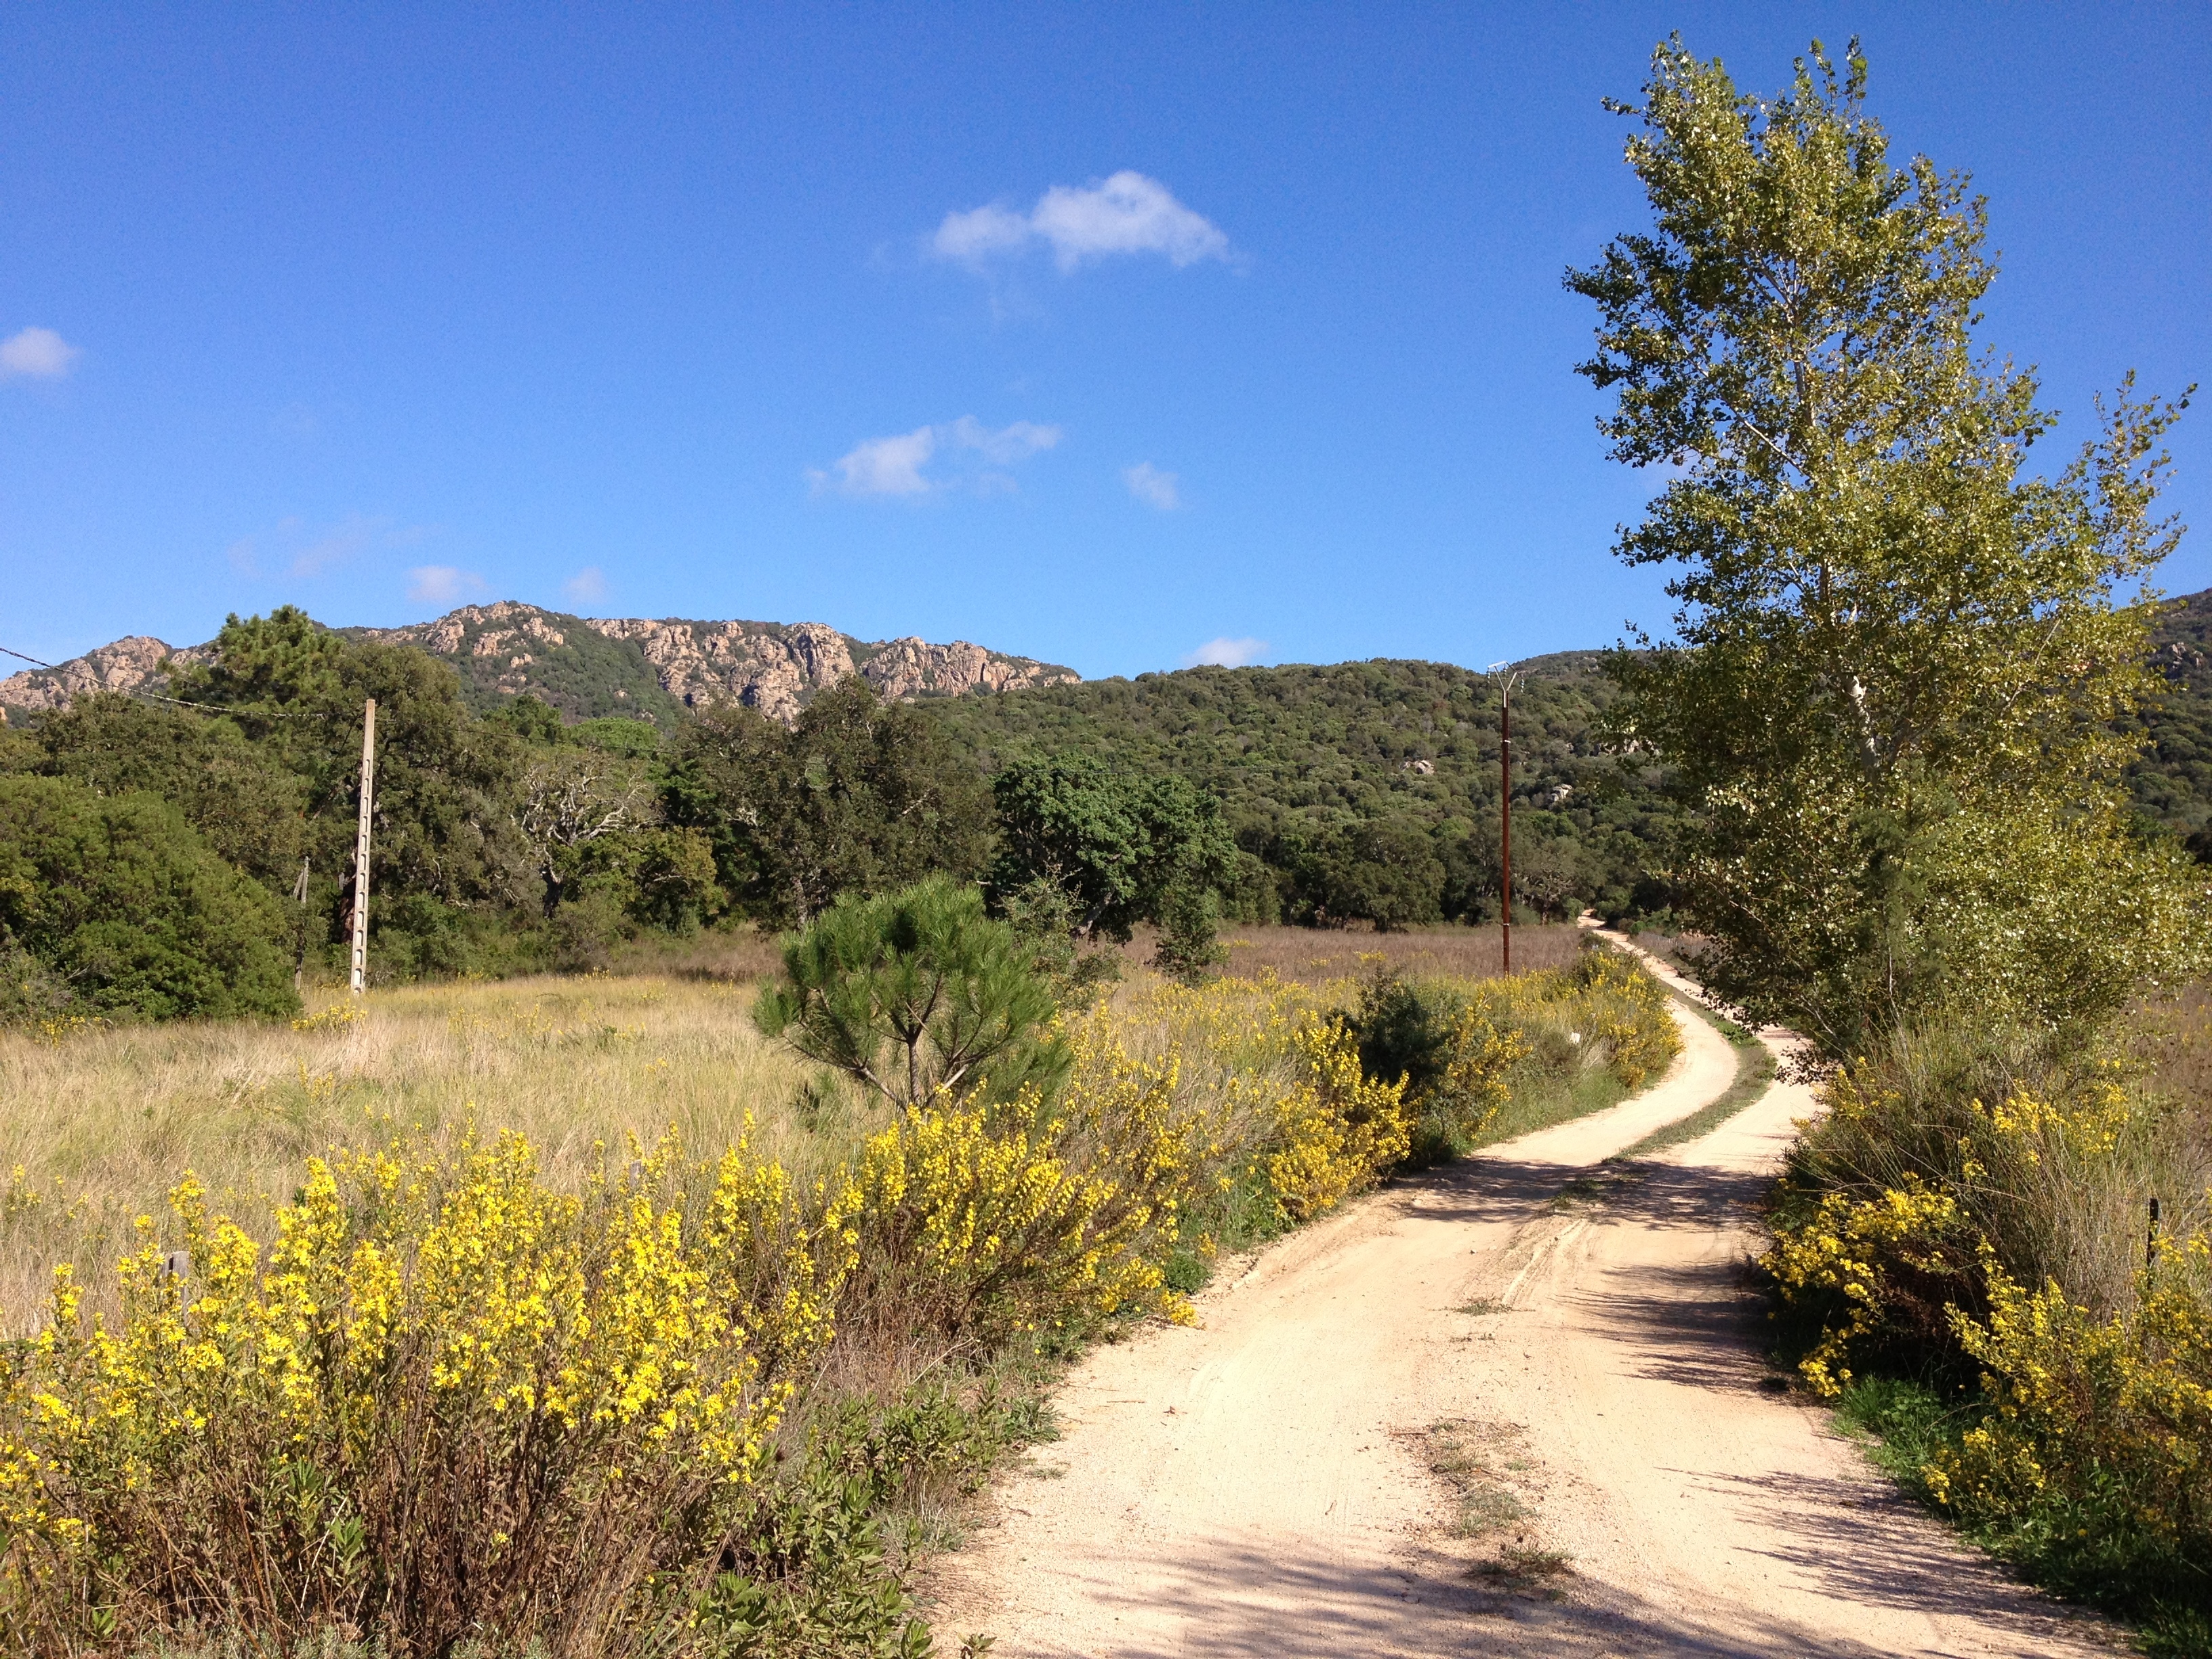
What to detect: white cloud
<box><xmin>1183</xmin><ymin>636</ymin><xmax>1267</xmax><ymax>669</ymax></box>
<box><xmin>0</xmin><ymin>327</ymin><xmax>79</xmax><ymax>379</ymax></box>
<box><xmin>811</xmin><ymin>417</ymin><xmax>1061</xmax><ymax>497</ymax></box>
<box><xmin>1123</xmin><ymin>462</ymin><xmax>1181</xmax><ymax>510</ymax></box>
<box><xmin>947</xmin><ymin>415</ymin><xmax>1063</xmax><ymax>464</ymax></box>
<box><xmin>930</xmin><ymin>171</ymin><xmax>1229</xmax><ymax>272</ymax></box>
<box><xmin>406</xmin><ymin>565</ymin><xmax>485</xmax><ymax>607</ymax></box>
<box><xmin>563</xmin><ymin>566</ymin><xmax>608</xmax><ymax>606</ymax></box>
<box><xmin>811</xmin><ymin>426</ymin><xmax>937</xmax><ymax>496</ymax></box>
<box><xmin>931</xmin><ymin>203</ymin><xmax>1034</xmax><ymax>264</ymax></box>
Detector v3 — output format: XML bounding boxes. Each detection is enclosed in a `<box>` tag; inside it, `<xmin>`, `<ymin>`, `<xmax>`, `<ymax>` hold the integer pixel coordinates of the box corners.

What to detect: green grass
<box><xmin>1606</xmin><ymin>991</ymin><xmax>1777</xmax><ymax>1164</ymax></box>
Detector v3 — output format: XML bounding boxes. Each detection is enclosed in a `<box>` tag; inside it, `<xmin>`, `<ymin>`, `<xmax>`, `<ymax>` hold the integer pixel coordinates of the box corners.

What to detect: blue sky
<box><xmin>3</xmin><ymin>5</ymin><xmax>2207</xmax><ymax>679</ymax></box>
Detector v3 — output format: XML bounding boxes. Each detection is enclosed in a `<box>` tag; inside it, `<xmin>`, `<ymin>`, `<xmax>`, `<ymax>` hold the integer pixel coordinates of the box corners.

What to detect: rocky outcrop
<box><xmin>0</xmin><ymin>636</ymin><xmax>213</xmax><ymax>716</ymax></box>
<box><xmin>581</xmin><ymin>617</ymin><xmax>1077</xmax><ymax>724</ymax></box>
<box><xmin>586</xmin><ymin>617</ymin><xmax>863</xmax><ymax>724</ymax></box>
<box><xmin>1</xmin><ymin>602</ymin><xmax>1079</xmax><ymax>727</ymax></box>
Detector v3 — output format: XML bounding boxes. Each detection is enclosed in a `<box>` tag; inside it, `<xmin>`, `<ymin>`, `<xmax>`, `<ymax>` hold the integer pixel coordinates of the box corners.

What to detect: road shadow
<box><xmin>933</xmin><ymin>1526</ymin><xmax>2100</xmax><ymax>1658</ymax></box>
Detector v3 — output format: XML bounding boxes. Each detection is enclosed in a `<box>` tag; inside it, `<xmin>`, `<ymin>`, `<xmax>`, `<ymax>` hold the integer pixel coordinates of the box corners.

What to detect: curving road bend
<box><xmin>924</xmin><ymin>944</ymin><xmax>2116</xmax><ymax>1657</ymax></box>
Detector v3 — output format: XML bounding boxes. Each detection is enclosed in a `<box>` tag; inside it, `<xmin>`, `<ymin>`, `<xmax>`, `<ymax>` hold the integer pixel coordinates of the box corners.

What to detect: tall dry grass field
<box><xmin>1214</xmin><ymin>922</ymin><xmax>1585</xmax><ymax>985</ymax></box>
<box><xmin>0</xmin><ymin>975</ymin><xmax>872</xmax><ymax>1334</ymax></box>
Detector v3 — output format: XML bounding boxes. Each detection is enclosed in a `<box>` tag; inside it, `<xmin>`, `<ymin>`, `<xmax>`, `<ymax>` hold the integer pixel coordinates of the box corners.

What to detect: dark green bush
<box><xmin>0</xmin><ymin>775</ymin><xmax>298</xmax><ymax>1021</ymax></box>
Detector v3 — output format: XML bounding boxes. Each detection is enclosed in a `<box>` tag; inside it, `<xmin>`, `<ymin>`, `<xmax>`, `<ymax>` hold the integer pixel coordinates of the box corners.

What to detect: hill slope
<box><xmin>924</xmin><ymin>588</ymin><xmax>2212</xmax><ymax>903</ymax></box>
<box><xmin>924</xmin><ymin>649</ymin><xmax>1684</xmax><ymax>914</ymax></box>
<box><xmin>0</xmin><ymin>602</ymin><xmax>1078</xmax><ymax>727</ymax></box>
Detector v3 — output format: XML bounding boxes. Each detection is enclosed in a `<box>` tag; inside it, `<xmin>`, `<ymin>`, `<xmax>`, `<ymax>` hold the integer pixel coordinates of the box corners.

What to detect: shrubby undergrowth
<box><xmin>1765</xmin><ymin>1018</ymin><xmax>2212</xmax><ymax>1648</ymax></box>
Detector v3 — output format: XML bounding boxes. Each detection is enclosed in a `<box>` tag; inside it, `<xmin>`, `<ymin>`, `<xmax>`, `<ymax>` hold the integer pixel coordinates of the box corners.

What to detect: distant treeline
<box><xmin>5</xmin><ymin>592</ymin><xmax>2208</xmax><ymax>1021</ymax></box>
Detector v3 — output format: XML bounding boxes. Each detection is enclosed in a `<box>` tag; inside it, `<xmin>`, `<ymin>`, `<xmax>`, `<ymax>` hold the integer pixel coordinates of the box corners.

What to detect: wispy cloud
<box><xmin>810</xmin><ymin>417</ymin><xmax>1063</xmax><ymax>497</ymax></box>
<box><xmin>1124</xmin><ymin>462</ymin><xmax>1181</xmax><ymax>510</ymax></box>
<box><xmin>563</xmin><ymin>566</ymin><xmax>608</xmax><ymax>607</ymax></box>
<box><xmin>931</xmin><ymin>172</ymin><xmax>1230</xmax><ymax>272</ymax></box>
<box><xmin>0</xmin><ymin>327</ymin><xmax>79</xmax><ymax>379</ymax></box>
<box><xmin>811</xmin><ymin>426</ymin><xmax>937</xmax><ymax>496</ymax></box>
<box><xmin>224</xmin><ymin>514</ymin><xmax>428</xmax><ymax>581</ymax></box>
<box><xmin>406</xmin><ymin>565</ymin><xmax>486</xmax><ymax>607</ymax></box>
<box><xmin>293</xmin><ymin>516</ymin><xmax>398</xmax><ymax>578</ymax></box>
<box><xmin>947</xmin><ymin>415</ymin><xmax>1061</xmax><ymax>465</ymax></box>
<box><xmin>1184</xmin><ymin>636</ymin><xmax>1267</xmax><ymax>669</ymax></box>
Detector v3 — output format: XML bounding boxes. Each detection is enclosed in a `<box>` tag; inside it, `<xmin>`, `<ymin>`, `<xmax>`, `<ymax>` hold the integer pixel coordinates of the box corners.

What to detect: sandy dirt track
<box><xmin>924</xmin><ymin>944</ymin><xmax>2116</xmax><ymax>1657</ymax></box>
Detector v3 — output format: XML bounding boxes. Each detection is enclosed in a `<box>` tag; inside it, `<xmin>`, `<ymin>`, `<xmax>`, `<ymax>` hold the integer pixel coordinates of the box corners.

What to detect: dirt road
<box><xmin>926</xmin><ymin>950</ymin><xmax>2114</xmax><ymax>1656</ymax></box>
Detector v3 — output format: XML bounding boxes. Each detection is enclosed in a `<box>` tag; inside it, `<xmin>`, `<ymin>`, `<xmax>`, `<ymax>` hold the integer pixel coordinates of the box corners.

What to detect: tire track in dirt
<box><xmin>924</xmin><ymin>948</ymin><xmax>2116</xmax><ymax>1656</ymax></box>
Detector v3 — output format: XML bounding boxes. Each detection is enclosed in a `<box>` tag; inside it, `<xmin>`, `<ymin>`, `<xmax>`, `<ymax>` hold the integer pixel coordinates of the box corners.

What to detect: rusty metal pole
<box><xmin>1491</xmin><ymin>664</ymin><xmax>1517</xmax><ymax>975</ymax></box>
<box><xmin>1500</xmin><ymin>685</ymin><xmax>1513</xmax><ymax>974</ymax></box>
<box><xmin>349</xmin><ymin>699</ymin><xmax>377</xmax><ymax>996</ymax></box>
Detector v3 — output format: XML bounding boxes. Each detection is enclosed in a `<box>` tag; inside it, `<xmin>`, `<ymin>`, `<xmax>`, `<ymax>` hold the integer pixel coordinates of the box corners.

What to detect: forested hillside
<box><xmin>4</xmin><ymin>588</ymin><xmax>2207</xmax><ymax>1019</ymax></box>
<box><xmin>925</xmin><ymin>651</ymin><xmax>1683</xmax><ymax>922</ymax></box>
<box><xmin>925</xmin><ymin>586</ymin><xmax>2212</xmax><ymax>924</ymax></box>
<box><xmin>2135</xmin><ymin>586</ymin><xmax>2212</xmax><ymax>848</ymax></box>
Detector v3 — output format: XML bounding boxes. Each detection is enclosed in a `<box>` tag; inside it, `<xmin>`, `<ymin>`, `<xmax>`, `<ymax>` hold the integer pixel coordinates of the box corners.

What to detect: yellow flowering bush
<box><xmin>1084</xmin><ymin>975</ymin><xmax>1409</xmax><ymax>1225</ymax></box>
<box><xmin>1765</xmin><ymin>1174</ymin><xmax>1966</xmax><ymax>1395</ymax></box>
<box><xmin>1481</xmin><ymin>947</ymin><xmax>1681</xmax><ymax>1092</ymax></box>
<box><xmin>1921</xmin><ymin>1240</ymin><xmax>2212</xmax><ymax>1605</ymax></box>
<box><xmin>842</xmin><ymin>1084</ymin><xmax>1187</xmax><ymax>1350</ymax></box>
<box><xmin>0</xmin><ymin>1128</ymin><xmax>846</xmax><ymax>1656</ymax></box>
<box><xmin>1769</xmin><ymin>1015</ymin><xmax>2212</xmax><ymax>1637</ymax></box>
<box><xmin>1263</xmin><ymin>1020</ymin><xmax>1412</xmax><ymax>1222</ymax></box>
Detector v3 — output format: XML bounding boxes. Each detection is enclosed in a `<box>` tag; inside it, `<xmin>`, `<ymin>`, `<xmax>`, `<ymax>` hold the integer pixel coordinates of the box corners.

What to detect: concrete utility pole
<box><xmin>1489</xmin><ymin>663</ymin><xmax>1521</xmax><ymax>974</ymax></box>
<box><xmin>349</xmin><ymin>699</ymin><xmax>377</xmax><ymax>996</ymax></box>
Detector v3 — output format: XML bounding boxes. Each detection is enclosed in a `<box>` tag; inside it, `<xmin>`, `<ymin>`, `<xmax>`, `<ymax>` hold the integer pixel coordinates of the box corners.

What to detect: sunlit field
<box><xmin>0</xmin><ymin>975</ymin><xmax>848</xmax><ymax>1332</ymax></box>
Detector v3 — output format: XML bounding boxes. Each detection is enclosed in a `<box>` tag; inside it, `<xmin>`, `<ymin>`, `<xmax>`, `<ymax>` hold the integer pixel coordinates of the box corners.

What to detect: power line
<box><xmin>0</xmin><ymin>641</ymin><xmax>331</xmax><ymax>722</ymax></box>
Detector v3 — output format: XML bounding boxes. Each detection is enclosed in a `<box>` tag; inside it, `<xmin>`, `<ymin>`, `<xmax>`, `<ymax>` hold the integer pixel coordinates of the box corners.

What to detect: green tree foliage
<box><xmin>929</xmin><ymin>658</ymin><xmax>1682</xmax><ymax>924</ymax></box>
<box><xmin>754</xmin><ymin>877</ymin><xmax>1068</xmax><ymax>1107</ymax></box>
<box><xmin>1280</xmin><ymin>817</ymin><xmax>1447</xmax><ymax>930</ymax></box>
<box><xmin>0</xmin><ymin>775</ymin><xmax>298</xmax><ymax>1021</ymax></box>
<box><xmin>667</xmin><ymin>677</ymin><xmax>993</xmax><ymax>925</ymax></box>
<box><xmin>989</xmin><ymin>754</ymin><xmax>1238</xmax><ymax>941</ymax></box>
<box><xmin>1571</xmin><ymin>39</ymin><xmax>2204</xmax><ymax>1047</ymax></box>
<box><xmin>30</xmin><ymin>693</ymin><xmax>309</xmax><ymax>890</ymax></box>
<box><xmin>169</xmin><ymin>607</ymin><xmax>526</xmax><ymax>912</ymax></box>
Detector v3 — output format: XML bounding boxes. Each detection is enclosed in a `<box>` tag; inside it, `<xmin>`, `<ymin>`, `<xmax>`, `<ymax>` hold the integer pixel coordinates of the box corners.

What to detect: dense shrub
<box><xmin>0</xmin><ymin>1131</ymin><xmax>844</xmax><ymax>1656</ymax></box>
<box><xmin>1349</xmin><ymin>946</ymin><xmax>1681</xmax><ymax>1160</ymax></box>
<box><xmin>0</xmin><ymin>776</ymin><xmax>298</xmax><ymax>1023</ymax></box>
<box><xmin>1765</xmin><ymin>1017</ymin><xmax>2212</xmax><ymax>1645</ymax></box>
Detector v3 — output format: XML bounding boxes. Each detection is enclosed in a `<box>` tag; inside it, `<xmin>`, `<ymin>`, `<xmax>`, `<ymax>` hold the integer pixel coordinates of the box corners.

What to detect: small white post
<box><xmin>349</xmin><ymin>699</ymin><xmax>377</xmax><ymax>996</ymax></box>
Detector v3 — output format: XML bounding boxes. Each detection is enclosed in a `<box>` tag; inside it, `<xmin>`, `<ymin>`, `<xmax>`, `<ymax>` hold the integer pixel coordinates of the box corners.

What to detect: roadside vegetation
<box><xmin>0</xmin><ymin>880</ymin><xmax>1675</xmax><ymax>1655</ymax></box>
<box><xmin>1574</xmin><ymin>36</ymin><xmax>2211</xmax><ymax>1654</ymax></box>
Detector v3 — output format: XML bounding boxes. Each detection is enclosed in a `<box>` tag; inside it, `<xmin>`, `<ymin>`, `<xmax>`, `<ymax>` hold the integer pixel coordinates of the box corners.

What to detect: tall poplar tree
<box><xmin>1572</xmin><ymin>39</ymin><xmax>2201</xmax><ymax>1048</ymax></box>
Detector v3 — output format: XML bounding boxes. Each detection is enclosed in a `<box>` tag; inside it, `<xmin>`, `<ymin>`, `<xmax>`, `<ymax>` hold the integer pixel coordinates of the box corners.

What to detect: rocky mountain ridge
<box><xmin>0</xmin><ymin>602</ymin><xmax>1080</xmax><ymax>726</ymax></box>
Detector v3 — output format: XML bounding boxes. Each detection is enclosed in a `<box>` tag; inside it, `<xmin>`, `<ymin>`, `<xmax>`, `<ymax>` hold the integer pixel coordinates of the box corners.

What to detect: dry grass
<box><xmin>0</xmin><ymin>975</ymin><xmax>868</xmax><ymax>1334</ymax></box>
<box><xmin>1212</xmin><ymin>923</ymin><xmax>1586</xmax><ymax>985</ymax></box>
<box><xmin>602</xmin><ymin>924</ymin><xmax>790</xmax><ymax>983</ymax></box>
